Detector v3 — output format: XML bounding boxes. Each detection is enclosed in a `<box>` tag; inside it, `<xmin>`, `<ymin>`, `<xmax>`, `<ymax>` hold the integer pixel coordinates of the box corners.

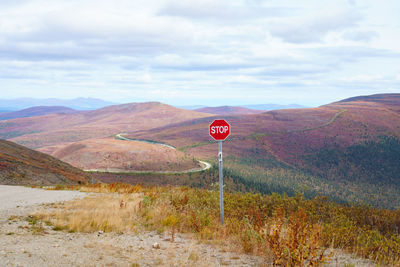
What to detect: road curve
<box><xmin>85</xmin><ymin>160</ymin><xmax>211</xmax><ymax>174</ymax></box>
<box><xmin>84</xmin><ymin>134</ymin><xmax>212</xmax><ymax>174</ymax></box>
<box><xmin>115</xmin><ymin>133</ymin><xmax>176</xmax><ymax>149</ymax></box>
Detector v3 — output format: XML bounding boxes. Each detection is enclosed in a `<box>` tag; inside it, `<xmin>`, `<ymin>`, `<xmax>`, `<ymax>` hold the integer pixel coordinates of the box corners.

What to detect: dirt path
<box><xmin>0</xmin><ymin>185</ymin><xmax>87</xmax><ymax>211</ymax></box>
<box><xmin>288</xmin><ymin>108</ymin><xmax>347</xmax><ymax>133</ymax></box>
<box><xmin>85</xmin><ymin>160</ymin><xmax>211</xmax><ymax>174</ymax></box>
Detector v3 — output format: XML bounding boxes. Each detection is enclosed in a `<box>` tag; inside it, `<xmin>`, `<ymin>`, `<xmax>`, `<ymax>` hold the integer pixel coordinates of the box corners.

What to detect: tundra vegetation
<box><xmin>91</xmin><ymin>136</ymin><xmax>400</xmax><ymax>210</ymax></box>
<box><xmin>37</xmin><ymin>183</ymin><xmax>400</xmax><ymax>266</ymax></box>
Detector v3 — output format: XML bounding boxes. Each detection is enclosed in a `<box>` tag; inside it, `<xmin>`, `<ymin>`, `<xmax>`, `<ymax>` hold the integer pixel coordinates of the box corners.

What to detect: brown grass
<box><xmin>37</xmin><ymin>193</ymin><xmax>143</xmax><ymax>233</ymax></box>
<box><xmin>35</xmin><ymin>184</ymin><xmax>327</xmax><ymax>265</ymax></box>
<box><xmin>34</xmin><ymin>183</ymin><xmax>400</xmax><ymax>266</ymax></box>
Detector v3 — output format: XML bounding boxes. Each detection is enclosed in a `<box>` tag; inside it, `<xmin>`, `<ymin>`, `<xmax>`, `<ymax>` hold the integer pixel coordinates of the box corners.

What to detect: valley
<box><xmin>2</xmin><ymin>1</ymin><xmax>398</xmax><ymax>265</ymax></box>
<box><xmin>1</xmin><ymin>93</ymin><xmax>400</xmax><ymax>266</ymax></box>
<box><xmin>1</xmin><ymin>94</ymin><xmax>400</xmax><ymax>208</ymax></box>
<box><xmin>124</xmin><ymin>94</ymin><xmax>400</xmax><ymax>208</ymax></box>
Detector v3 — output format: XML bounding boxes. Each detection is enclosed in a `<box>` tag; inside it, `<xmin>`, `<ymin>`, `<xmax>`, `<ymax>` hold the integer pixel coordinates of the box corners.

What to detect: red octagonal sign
<box><xmin>209</xmin><ymin>119</ymin><xmax>230</xmax><ymax>141</ymax></box>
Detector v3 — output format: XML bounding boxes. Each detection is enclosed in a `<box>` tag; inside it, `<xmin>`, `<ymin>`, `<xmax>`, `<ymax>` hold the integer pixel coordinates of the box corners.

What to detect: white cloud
<box><xmin>341</xmin><ymin>30</ymin><xmax>378</xmax><ymax>42</ymax></box>
<box><xmin>0</xmin><ymin>0</ymin><xmax>399</xmax><ymax>106</ymax></box>
<box><xmin>269</xmin><ymin>8</ymin><xmax>362</xmax><ymax>43</ymax></box>
<box><xmin>340</xmin><ymin>74</ymin><xmax>383</xmax><ymax>82</ymax></box>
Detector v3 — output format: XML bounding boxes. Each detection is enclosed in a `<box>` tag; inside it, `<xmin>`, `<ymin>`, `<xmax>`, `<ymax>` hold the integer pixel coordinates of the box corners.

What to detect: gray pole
<box><xmin>218</xmin><ymin>140</ymin><xmax>224</xmax><ymax>224</ymax></box>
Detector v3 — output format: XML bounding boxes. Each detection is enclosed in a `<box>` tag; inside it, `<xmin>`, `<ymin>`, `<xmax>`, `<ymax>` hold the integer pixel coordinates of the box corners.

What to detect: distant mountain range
<box><xmin>195</xmin><ymin>106</ymin><xmax>265</xmax><ymax>115</ymax></box>
<box><xmin>0</xmin><ymin>106</ymin><xmax>79</xmax><ymax>121</ymax></box>
<box><xmin>181</xmin><ymin>103</ymin><xmax>307</xmax><ymax>111</ymax></box>
<box><xmin>0</xmin><ymin>97</ymin><xmax>114</xmax><ymax>111</ymax></box>
<box><xmin>242</xmin><ymin>103</ymin><xmax>307</xmax><ymax>110</ymax></box>
<box><xmin>1</xmin><ymin>98</ymin><xmax>306</xmax><ymax>113</ymax></box>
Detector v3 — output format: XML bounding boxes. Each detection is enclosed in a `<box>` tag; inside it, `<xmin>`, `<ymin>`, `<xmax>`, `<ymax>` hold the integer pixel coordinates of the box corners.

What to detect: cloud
<box><xmin>348</xmin><ymin>0</ymin><xmax>356</xmax><ymax>6</ymax></box>
<box><xmin>342</xmin><ymin>30</ymin><xmax>379</xmax><ymax>42</ymax></box>
<box><xmin>340</xmin><ymin>74</ymin><xmax>383</xmax><ymax>82</ymax></box>
<box><xmin>0</xmin><ymin>0</ymin><xmax>399</xmax><ymax>106</ymax></box>
<box><xmin>309</xmin><ymin>46</ymin><xmax>400</xmax><ymax>62</ymax></box>
<box><xmin>158</xmin><ymin>0</ymin><xmax>293</xmax><ymax>21</ymax></box>
<box><xmin>270</xmin><ymin>9</ymin><xmax>362</xmax><ymax>43</ymax></box>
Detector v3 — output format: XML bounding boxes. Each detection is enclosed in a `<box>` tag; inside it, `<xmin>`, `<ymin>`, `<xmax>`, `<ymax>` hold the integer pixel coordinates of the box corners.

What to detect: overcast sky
<box><xmin>0</xmin><ymin>0</ymin><xmax>399</xmax><ymax>106</ymax></box>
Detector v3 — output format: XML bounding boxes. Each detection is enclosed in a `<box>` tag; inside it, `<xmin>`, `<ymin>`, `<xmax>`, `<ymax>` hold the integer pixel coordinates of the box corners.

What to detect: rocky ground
<box><xmin>0</xmin><ymin>186</ymin><xmax>375</xmax><ymax>267</ymax></box>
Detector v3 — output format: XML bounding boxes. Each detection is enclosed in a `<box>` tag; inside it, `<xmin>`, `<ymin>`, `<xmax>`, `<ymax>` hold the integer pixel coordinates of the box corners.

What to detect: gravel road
<box><xmin>0</xmin><ymin>185</ymin><xmax>86</xmax><ymax>211</ymax></box>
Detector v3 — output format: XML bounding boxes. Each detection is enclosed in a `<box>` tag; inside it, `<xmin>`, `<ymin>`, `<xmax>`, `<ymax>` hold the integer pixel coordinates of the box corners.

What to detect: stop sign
<box><xmin>209</xmin><ymin>119</ymin><xmax>230</xmax><ymax>141</ymax></box>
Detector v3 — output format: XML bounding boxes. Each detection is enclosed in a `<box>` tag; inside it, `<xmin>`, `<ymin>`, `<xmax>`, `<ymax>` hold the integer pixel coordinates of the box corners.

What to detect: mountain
<box><xmin>179</xmin><ymin>104</ymin><xmax>307</xmax><ymax>111</ymax></box>
<box><xmin>0</xmin><ymin>106</ymin><xmax>78</xmax><ymax>121</ymax></box>
<box><xmin>0</xmin><ymin>102</ymin><xmax>214</xmax><ymax>149</ymax></box>
<box><xmin>195</xmin><ymin>106</ymin><xmax>265</xmax><ymax>115</ymax></box>
<box><xmin>3</xmin><ymin>94</ymin><xmax>400</xmax><ymax>208</ymax></box>
<box><xmin>0</xmin><ymin>109</ymin><xmax>14</xmax><ymax>113</ymax></box>
<box><xmin>0</xmin><ymin>139</ymin><xmax>89</xmax><ymax>185</ymax></box>
<box><xmin>0</xmin><ymin>97</ymin><xmax>114</xmax><ymax>110</ymax></box>
<box><xmin>242</xmin><ymin>103</ymin><xmax>307</xmax><ymax>110</ymax></box>
<box><xmin>177</xmin><ymin>105</ymin><xmax>207</xmax><ymax>110</ymax></box>
<box><xmin>337</xmin><ymin>93</ymin><xmax>400</xmax><ymax>110</ymax></box>
<box><xmin>125</xmin><ymin>94</ymin><xmax>400</xmax><ymax>209</ymax></box>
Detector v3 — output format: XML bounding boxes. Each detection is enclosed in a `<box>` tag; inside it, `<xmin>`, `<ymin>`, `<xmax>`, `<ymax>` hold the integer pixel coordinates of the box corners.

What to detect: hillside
<box><xmin>0</xmin><ymin>106</ymin><xmax>78</xmax><ymax>121</ymax></box>
<box><xmin>0</xmin><ymin>139</ymin><xmax>89</xmax><ymax>185</ymax></box>
<box><xmin>338</xmin><ymin>93</ymin><xmax>400</xmax><ymax>108</ymax></box>
<box><xmin>125</xmin><ymin>94</ymin><xmax>400</xmax><ymax>208</ymax></box>
<box><xmin>243</xmin><ymin>103</ymin><xmax>307</xmax><ymax>110</ymax></box>
<box><xmin>38</xmin><ymin>137</ymin><xmax>200</xmax><ymax>172</ymax></box>
<box><xmin>195</xmin><ymin>106</ymin><xmax>264</xmax><ymax>115</ymax></box>
<box><xmin>0</xmin><ymin>102</ymin><xmax>214</xmax><ymax>149</ymax></box>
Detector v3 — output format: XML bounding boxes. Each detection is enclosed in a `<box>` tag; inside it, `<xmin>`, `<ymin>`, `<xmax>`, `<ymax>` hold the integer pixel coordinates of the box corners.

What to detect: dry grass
<box><xmin>34</xmin><ymin>184</ymin><xmax>327</xmax><ymax>265</ymax></box>
<box><xmin>33</xmin><ymin>183</ymin><xmax>400</xmax><ymax>266</ymax></box>
<box><xmin>37</xmin><ymin>193</ymin><xmax>143</xmax><ymax>233</ymax></box>
<box><xmin>79</xmin><ymin>183</ymin><xmax>144</xmax><ymax>194</ymax></box>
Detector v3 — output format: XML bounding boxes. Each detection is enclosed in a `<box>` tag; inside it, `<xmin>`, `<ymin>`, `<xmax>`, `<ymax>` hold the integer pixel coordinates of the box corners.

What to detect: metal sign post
<box><xmin>209</xmin><ymin>119</ymin><xmax>230</xmax><ymax>225</ymax></box>
<box><xmin>218</xmin><ymin>140</ymin><xmax>224</xmax><ymax>224</ymax></box>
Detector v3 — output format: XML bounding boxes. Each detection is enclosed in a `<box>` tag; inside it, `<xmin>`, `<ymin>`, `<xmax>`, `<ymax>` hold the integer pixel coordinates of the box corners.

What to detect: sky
<box><xmin>0</xmin><ymin>0</ymin><xmax>399</xmax><ymax>106</ymax></box>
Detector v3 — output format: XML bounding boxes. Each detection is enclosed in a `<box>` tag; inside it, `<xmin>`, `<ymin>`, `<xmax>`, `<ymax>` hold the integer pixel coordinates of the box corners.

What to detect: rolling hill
<box><xmin>338</xmin><ymin>93</ymin><xmax>400</xmax><ymax>108</ymax></box>
<box><xmin>195</xmin><ymin>106</ymin><xmax>265</xmax><ymax>115</ymax></box>
<box><xmin>2</xmin><ymin>94</ymin><xmax>399</xmax><ymax>208</ymax></box>
<box><xmin>0</xmin><ymin>139</ymin><xmax>89</xmax><ymax>185</ymax></box>
<box><xmin>125</xmin><ymin>94</ymin><xmax>400</xmax><ymax>208</ymax></box>
<box><xmin>38</xmin><ymin>137</ymin><xmax>200</xmax><ymax>172</ymax></box>
<box><xmin>0</xmin><ymin>106</ymin><xmax>78</xmax><ymax>121</ymax></box>
<box><xmin>0</xmin><ymin>102</ymin><xmax>214</xmax><ymax>149</ymax></box>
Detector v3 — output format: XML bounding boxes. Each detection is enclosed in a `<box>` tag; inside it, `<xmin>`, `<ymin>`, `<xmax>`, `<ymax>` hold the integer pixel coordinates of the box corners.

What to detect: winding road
<box><xmin>115</xmin><ymin>133</ymin><xmax>176</xmax><ymax>149</ymax></box>
<box><xmin>84</xmin><ymin>133</ymin><xmax>211</xmax><ymax>174</ymax></box>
